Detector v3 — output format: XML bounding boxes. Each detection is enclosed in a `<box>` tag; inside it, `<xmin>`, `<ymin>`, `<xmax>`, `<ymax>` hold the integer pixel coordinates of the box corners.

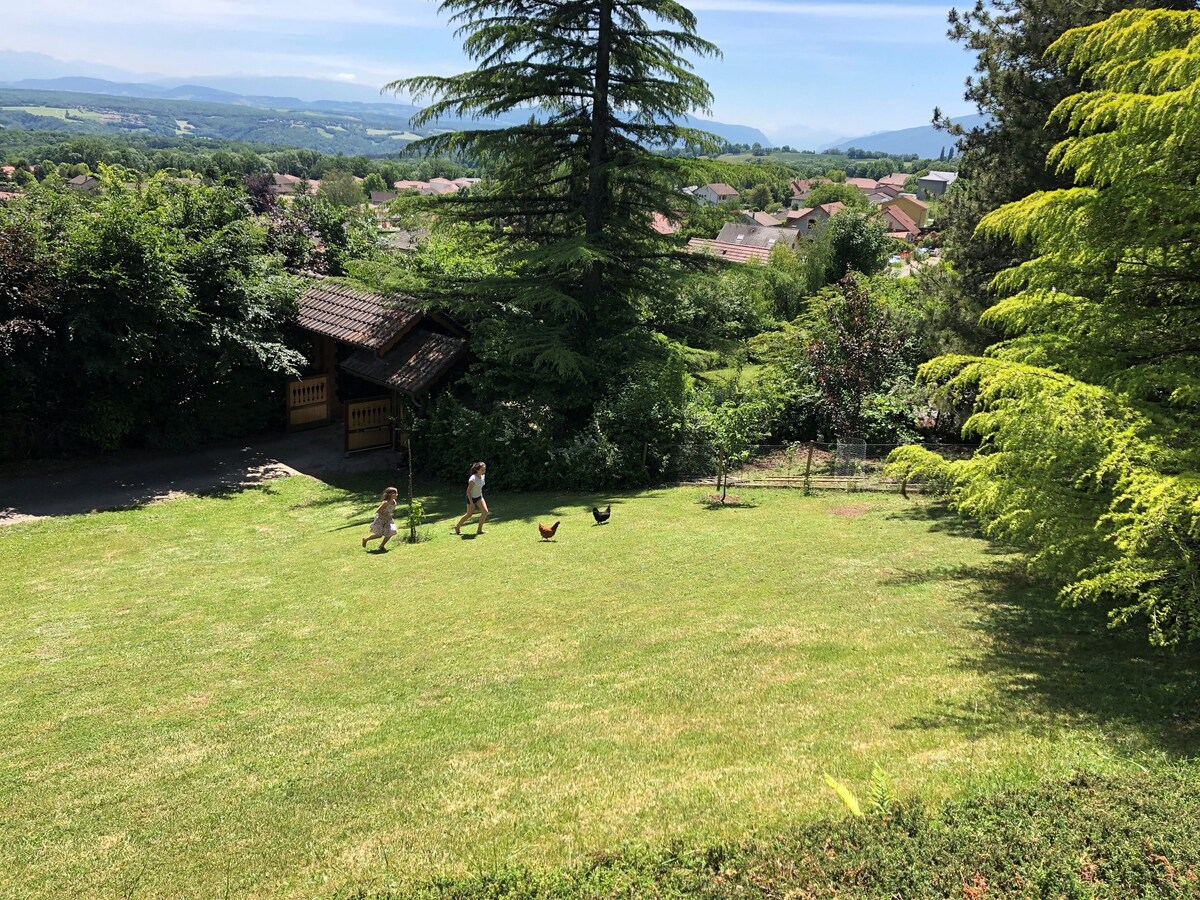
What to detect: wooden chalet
<box><xmin>287</xmin><ymin>279</ymin><xmax>467</xmax><ymax>452</ymax></box>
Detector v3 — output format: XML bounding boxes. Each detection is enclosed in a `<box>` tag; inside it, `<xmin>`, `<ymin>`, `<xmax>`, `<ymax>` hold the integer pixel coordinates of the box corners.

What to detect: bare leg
<box><xmin>363</xmin><ymin>532</ymin><xmax>380</xmax><ymax>548</ymax></box>
<box><xmin>475</xmin><ymin>498</ymin><xmax>489</xmax><ymax>534</ymax></box>
<box><xmin>455</xmin><ymin>501</ymin><xmax>476</xmax><ymax>535</ymax></box>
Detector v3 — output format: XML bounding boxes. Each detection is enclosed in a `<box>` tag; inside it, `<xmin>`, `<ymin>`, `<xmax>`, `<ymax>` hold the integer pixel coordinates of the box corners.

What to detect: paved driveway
<box><xmin>0</xmin><ymin>427</ymin><xmax>400</xmax><ymax>525</ymax></box>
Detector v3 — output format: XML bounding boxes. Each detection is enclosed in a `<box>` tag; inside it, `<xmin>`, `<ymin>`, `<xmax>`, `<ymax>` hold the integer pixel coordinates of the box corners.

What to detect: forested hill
<box><xmin>0</xmin><ymin>84</ymin><xmax>773</xmax><ymax>156</ymax></box>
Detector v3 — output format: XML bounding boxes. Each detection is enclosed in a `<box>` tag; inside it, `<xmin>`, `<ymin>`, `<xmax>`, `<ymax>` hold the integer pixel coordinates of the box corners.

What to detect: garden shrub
<box><xmin>352</xmin><ymin>766</ymin><xmax>1200</xmax><ymax>898</ymax></box>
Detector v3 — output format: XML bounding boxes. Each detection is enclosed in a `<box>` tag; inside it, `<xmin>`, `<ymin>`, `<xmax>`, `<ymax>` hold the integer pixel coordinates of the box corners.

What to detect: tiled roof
<box><xmin>340</xmin><ymin>329</ymin><xmax>466</xmax><ymax>397</ymax></box>
<box><xmin>297</xmin><ymin>280</ymin><xmax>421</xmax><ymax>352</ymax></box>
<box><xmin>705</xmin><ymin>182</ymin><xmax>739</xmax><ymax>197</ymax></box>
<box><xmin>881</xmin><ymin>205</ymin><xmax>920</xmax><ymax>234</ymax></box>
<box><xmin>746</xmin><ymin>210</ymin><xmax>783</xmax><ymax>227</ymax></box>
<box><xmin>687</xmin><ymin>238</ymin><xmax>771</xmax><ymax>264</ymax></box>
<box><xmin>650</xmin><ymin>211</ymin><xmax>680</xmax><ymax>235</ymax></box>
<box><xmin>878</xmin><ymin>173</ymin><xmax>909</xmax><ymax>188</ymax></box>
<box><xmin>845</xmin><ymin>177</ymin><xmax>879</xmax><ymax>191</ymax></box>
<box><xmin>0</xmin><ymin>191</ymin><xmax>22</xmax><ymax>202</ymax></box>
<box><xmin>369</xmin><ymin>190</ymin><xmax>398</xmax><ymax>205</ymax></box>
<box><xmin>716</xmin><ymin>223</ymin><xmax>797</xmax><ymax>250</ymax></box>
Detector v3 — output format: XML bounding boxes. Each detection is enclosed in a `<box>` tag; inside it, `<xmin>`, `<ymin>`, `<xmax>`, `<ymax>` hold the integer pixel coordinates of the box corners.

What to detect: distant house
<box><xmin>0</xmin><ymin>190</ymin><xmax>21</xmax><ymax>203</ymax></box>
<box><xmin>880</xmin><ymin>205</ymin><xmax>921</xmax><ymax>242</ymax></box>
<box><xmin>783</xmin><ymin>201</ymin><xmax>846</xmax><ymax>237</ymax></box>
<box><xmin>650</xmin><ymin>211</ymin><xmax>681</xmax><ymax>235</ymax></box>
<box><xmin>391</xmin><ymin>177</ymin><xmax>481</xmax><ymax>197</ymax></box>
<box><xmin>788</xmin><ymin>177</ymin><xmax>823</xmax><ymax>205</ymax></box>
<box><xmin>369</xmin><ymin>191</ymin><xmax>398</xmax><ymax>206</ymax></box>
<box><xmin>686</xmin><ymin>238</ymin><xmax>773</xmax><ymax>265</ymax></box>
<box><xmin>270</xmin><ymin>173</ymin><xmax>320</xmax><ymax>196</ymax></box>
<box><xmin>845</xmin><ymin>177</ymin><xmax>879</xmax><ymax>192</ymax></box>
<box><xmin>877</xmin><ymin>172</ymin><xmax>910</xmax><ymax>190</ymax></box>
<box><xmin>694</xmin><ymin>183</ymin><xmax>740</xmax><ymax>206</ymax></box>
<box><xmin>917</xmin><ymin>170</ymin><xmax>958</xmax><ymax>200</ymax></box>
<box><xmin>883</xmin><ymin>193</ymin><xmax>930</xmax><ymax>228</ymax></box>
<box><xmin>65</xmin><ymin>174</ymin><xmax>101</xmax><ymax>193</ymax></box>
<box><xmin>741</xmin><ymin>210</ymin><xmax>783</xmax><ymax>227</ymax></box>
<box><xmin>716</xmin><ymin>222</ymin><xmax>798</xmax><ymax>251</ymax></box>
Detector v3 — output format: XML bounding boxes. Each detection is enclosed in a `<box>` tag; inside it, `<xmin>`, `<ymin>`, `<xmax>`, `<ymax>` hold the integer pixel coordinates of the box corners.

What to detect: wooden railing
<box><xmin>287</xmin><ymin>375</ymin><xmax>330</xmax><ymax>430</ymax></box>
<box><xmin>345</xmin><ymin>397</ymin><xmax>393</xmax><ymax>452</ymax></box>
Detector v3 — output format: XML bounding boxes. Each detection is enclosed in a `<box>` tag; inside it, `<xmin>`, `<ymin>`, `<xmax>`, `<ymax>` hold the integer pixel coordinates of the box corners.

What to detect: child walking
<box><xmin>455</xmin><ymin>462</ymin><xmax>489</xmax><ymax>535</ymax></box>
<box><xmin>362</xmin><ymin>486</ymin><xmax>399</xmax><ymax>551</ymax></box>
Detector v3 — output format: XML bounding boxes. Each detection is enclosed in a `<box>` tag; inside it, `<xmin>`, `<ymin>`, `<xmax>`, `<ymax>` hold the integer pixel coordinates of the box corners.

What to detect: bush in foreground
<box><xmin>357</xmin><ymin>767</ymin><xmax>1199</xmax><ymax>898</ymax></box>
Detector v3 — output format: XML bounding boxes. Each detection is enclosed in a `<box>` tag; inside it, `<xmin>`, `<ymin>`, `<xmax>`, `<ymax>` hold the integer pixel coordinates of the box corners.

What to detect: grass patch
<box><xmin>696</xmin><ymin>364</ymin><xmax>764</xmax><ymax>386</ymax></box>
<box><xmin>1</xmin><ymin>478</ymin><xmax>1196</xmax><ymax>897</ymax></box>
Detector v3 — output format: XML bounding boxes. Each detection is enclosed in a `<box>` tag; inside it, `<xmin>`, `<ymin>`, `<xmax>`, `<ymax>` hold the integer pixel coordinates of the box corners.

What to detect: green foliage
<box><xmin>317</xmin><ymin>169</ymin><xmax>365</xmax><ymax>207</ymax></box>
<box><xmin>803</xmin><ymin>181</ymin><xmax>868</xmax><ymax>211</ymax></box>
<box><xmin>806</xmin><ymin>273</ymin><xmax>907</xmax><ymax>442</ymax></box>
<box><xmin>904</xmin><ymin>10</ymin><xmax>1200</xmax><ymax>644</ymax></box>
<box><xmin>404</xmin><ymin>497</ymin><xmax>427</xmax><ymax>544</ymax></box>
<box><xmin>694</xmin><ymin>376</ymin><xmax>780</xmax><ymax>501</ymax></box>
<box><xmin>394</xmin><ymin>767</ymin><xmax>1200</xmax><ymax>898</ymax></box>
<box><xmin>812</xmin><ymin>209</ymin><xmax>891</xmax><ymax>284</ymax></box>
<box><xmin>935</xmin><ymin>0</ymin><xmax>1193</xmax><ymax>352</ymax></box>
<box><xmin>0</xmin><ymin>173</ymin><xmax>305</xmax><ymax>458</ymax></box>
<box><xmin>822</xmin><ymin>772</ymin><xmax>864</xmax><ymax>818</ymax></box>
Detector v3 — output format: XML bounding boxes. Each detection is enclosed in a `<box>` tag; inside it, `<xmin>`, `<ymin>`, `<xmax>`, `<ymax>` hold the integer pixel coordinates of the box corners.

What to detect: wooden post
<box><xmin>803</xmin><ymin>442</ymin><xmax>815</xmax><ymax>496</ymax></box>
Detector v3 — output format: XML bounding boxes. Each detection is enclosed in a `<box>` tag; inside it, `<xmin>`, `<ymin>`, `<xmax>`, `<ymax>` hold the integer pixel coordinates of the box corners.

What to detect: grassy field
<box><xmin>2</xmin><ymin>476</ymin><xmax>1196</xmax><ymax>898</ymax></box>
<box><xmin>2</xmin><ymin>105</ymin><xmax>105</xmax><ymax>120</ymax></box>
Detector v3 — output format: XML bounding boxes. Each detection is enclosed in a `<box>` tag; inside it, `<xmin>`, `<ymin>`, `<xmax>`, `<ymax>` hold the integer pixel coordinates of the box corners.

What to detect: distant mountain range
<box><xmin>824</xmin><ymin>114</ymin><xmax>988</xmax><ymax>158</ymax></box>
<box><xmin>0</xmin><ymin>70</ymin><xmax>774</xmax><ymax>151</ymax></box>
<box><xmin>0</xmin><ymin>50</ymin><xmax>985</xmax><ymax>157</ymax></box>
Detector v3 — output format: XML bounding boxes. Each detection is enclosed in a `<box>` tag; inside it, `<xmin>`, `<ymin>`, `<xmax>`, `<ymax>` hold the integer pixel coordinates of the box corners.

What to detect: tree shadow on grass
<box><xmin>304</xmin><ymin>473</ymin><xmax>664</xmax><ymax>530</ymax></box>
<box><xmin>885</xmin><ymin>559</ymin><xmax>1200</xmax><ymax>758</ymax></box>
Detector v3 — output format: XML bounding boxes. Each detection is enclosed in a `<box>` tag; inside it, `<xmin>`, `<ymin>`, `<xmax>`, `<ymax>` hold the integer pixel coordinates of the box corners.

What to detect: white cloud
<box><xmin>330</xmin><ymin>73</ymin><xmax>359</xmax><ymax>82</ymax></box>
<box><xmin>688</xmin><ymin>0</ymin><xmax>945</xmax><ymax>19</ymax></box>
<box><xmin>12</xmin><ymin>0</ymin><xmax>439</xmax><ymax>32</ymax></box>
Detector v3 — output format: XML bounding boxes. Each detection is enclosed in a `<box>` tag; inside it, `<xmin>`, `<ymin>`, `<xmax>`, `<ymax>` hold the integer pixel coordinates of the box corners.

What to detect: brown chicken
<box><xmin>538</xmin><ymin>521</ymin><xmax>560</xmax><ymax>541</ymax></box>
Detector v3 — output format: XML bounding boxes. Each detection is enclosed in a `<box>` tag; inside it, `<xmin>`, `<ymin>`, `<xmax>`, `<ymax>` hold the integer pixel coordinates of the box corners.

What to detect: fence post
<box><xmin>803</xmin><ymin>442</ymin><xmax>814</xmax><ymax>496</ymax></box>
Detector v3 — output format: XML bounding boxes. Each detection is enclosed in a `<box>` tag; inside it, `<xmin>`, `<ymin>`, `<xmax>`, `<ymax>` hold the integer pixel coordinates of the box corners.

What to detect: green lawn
<box><xmin>2</xmin><ymin>477</ymin><xmax>1195</xmax><ymax>898</ymax></box>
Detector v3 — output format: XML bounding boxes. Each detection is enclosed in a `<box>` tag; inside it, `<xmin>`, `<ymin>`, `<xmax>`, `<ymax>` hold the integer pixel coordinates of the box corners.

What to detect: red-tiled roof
<box><xmin>878</xmin><ymin>173</ymin><xmax>909</xmax><ymax>188</ymax></box>
<box><xmin>882</xmin><ymin>205</ymin><xmax>920</xmax><ymax>234</ymax></box>
<box><xmin>296</xmin><ymin>280</ymin><xmax>421</xmax><ymax>352</ymax></box>
<box><xmin>340</xmin><ymin>330</ymin><xmax>466</xmax><ymax>397</ymax></box>
<box><xmin>686</xmin><ymin>238</ymin><xmax>771</xmax><ymax>264</ymax></box>
<box><xmin>706</xmin><ymin>183</ymin><xmax>739</xmax><ymax>197</ymax></box>
<box><xmin>845</xmin><ymin>177</ymin><xmax>879</xmax><ymax>191</ymax></box>
<box><xmin>650</xmin><ymin>211</ymin><xmax>680</xmax><ymax>235</ymax></box>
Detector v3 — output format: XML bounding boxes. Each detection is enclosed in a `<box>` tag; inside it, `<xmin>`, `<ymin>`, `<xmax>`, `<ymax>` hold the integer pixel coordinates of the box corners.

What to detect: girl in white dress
<box><xmin>362</xmin><ymin>486</ymin><xmax>399</xmax><ymax>551</ymax></box>
<box><xmin>455</xmin><ymin>462</ymin><xmax>489</xmax><ymax>535</ymax></box>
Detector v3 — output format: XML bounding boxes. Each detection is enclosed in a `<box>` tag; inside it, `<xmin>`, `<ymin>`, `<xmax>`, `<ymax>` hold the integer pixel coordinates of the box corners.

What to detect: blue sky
<box><xmin>3</xmin><ymin>0</ymin><xmax>979</xmax><ymax>145</ymax></box>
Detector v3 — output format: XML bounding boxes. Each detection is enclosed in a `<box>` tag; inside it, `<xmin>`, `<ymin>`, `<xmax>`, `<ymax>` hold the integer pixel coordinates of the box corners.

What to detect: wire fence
<box><xmin>679</xmin><ymin>442</ymin><xmax>975</xmax><ymax>494</ymax></box>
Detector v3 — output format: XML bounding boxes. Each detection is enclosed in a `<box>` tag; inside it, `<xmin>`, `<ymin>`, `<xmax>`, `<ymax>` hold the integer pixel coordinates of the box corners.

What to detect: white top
<box><xmin>468</xmin><ymin>473</ymin><xmax>485</xmax><ymax>499</ymax></box>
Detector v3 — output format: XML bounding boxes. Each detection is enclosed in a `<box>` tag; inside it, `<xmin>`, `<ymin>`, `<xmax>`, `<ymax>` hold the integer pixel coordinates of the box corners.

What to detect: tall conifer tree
<box><xmin>386</xmin><ymin>0</ymin><xmax>720</xmax><ymax>413</ymax></box>
<box><xmin>892</xmin><ymin>9</ymin><xmax>1200</xmax><ymax>645</ymax></box>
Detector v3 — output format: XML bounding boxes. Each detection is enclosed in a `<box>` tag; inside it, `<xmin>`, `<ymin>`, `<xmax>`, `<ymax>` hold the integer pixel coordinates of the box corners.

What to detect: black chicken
<box><xmin>591</xmin><ymin>504</ymin><xmax>611</xmax><ymax>524</ymax></box>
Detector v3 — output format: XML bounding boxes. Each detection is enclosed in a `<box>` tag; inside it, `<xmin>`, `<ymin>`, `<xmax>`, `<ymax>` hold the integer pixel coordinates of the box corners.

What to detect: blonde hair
<box><xmin>382</xmin><ymin>486</ymin><xmax>399</xmax><ymax>498</ymax></box>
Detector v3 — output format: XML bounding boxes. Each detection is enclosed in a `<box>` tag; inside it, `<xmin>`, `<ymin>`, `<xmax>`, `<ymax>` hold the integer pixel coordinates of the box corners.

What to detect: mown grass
<box><xmin>2</xmin><ymin>476</ymin><xmax>1196</xmax><ymax>898</ymax></box>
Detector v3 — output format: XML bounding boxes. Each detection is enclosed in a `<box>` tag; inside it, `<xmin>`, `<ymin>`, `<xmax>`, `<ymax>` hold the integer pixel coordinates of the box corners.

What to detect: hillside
<box><xmin>824</xmin><ymin>113</ymin><xmax>989</xmax><ymax>157</ymax></box>
<box><xmin>0</xmin><ymin>78</ymin><xmax>773</xmax><ymax>155</ymax></box>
